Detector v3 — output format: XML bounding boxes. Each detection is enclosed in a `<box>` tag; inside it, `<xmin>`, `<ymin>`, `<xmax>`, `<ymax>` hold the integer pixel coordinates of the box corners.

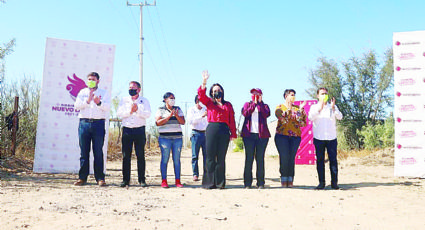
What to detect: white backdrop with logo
<box><xmin>33</xmin><ymin>37</ymin><xmax>115</xmax><ymax>173</ymax></box>
<box><xmin>393</xmin><ymin>30</ymin><xmax>425</xmax><ymax>178</ymax></box>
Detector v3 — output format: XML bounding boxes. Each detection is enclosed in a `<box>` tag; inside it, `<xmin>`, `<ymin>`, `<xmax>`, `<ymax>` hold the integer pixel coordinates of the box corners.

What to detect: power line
<box><xmin>146</xmin><ymin>7</ymin><xmax>178</xmax><ymax>87</ymax></box>
<box><xmin>106</xmin><ymin>0</ymin><xmax>136</xmax><ymax>32</ymax></box>
<box><xmin>127</xmin><ymin>6</ymin><xmax>141</xmax><ymax>33</ymax></box>
<box><xmin>143</xmin><ymin>42</ymin><xmax>169</xmax><ymax>91</ymax></box>
<box><xmin>154</xmin><ymin>6</ymin><xmax>177</xmax><ymax>80</ymax></box>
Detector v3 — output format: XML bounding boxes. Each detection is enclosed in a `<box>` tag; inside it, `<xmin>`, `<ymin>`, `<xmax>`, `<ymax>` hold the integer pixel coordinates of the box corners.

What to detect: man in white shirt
<box><xmin>308</xmin><ymin>87</ymin><xmax>343</xmax><ymax>190</ymax></box>
<box><xmin>187</xmin><ymin>95</ymin><xmax>208</xmax><ymax>181</ymax></box>
<box><xmin>74</xmin><ymin>72</ymin><xmax>110</xmax><ymax>186</ymax></box>
<box><xmin>117</xmin><ymin>81</ymin><xmax>151</xmax><ymax>187</ymax></box>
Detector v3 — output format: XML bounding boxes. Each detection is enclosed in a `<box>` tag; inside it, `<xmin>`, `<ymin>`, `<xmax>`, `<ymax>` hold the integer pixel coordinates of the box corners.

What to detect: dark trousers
<box><xmin>78</xmin><ymin>119</ymin><xmax>105</xmax><ymax>181</ymax></box>
<box><xmin>122</xmin><ymin>126</ymin><xmax>146</xmax><ymax>184</ymax></box>
<box><xmin>313</xmin><ymin>138</ymin><xmax>338</xmax><ymax>186</ymax></box>
<box><xmin>243</xmin><ymin>133</ymin><xmax>269</xmax><ymax>187</ymax></box>
<box><xmin>191</xmin><ymin>130</ymin><xmax>206</xmax><ymax>177</ymax></box>
<box><xmin>202</xmin><ymin>122</ymin><xmax>230</xmax><ymax>189</ymax></box>
<box><xmin>274</xmin><ymin>134</ymin><xmax>301</xmax><ymax>182</ymax></box>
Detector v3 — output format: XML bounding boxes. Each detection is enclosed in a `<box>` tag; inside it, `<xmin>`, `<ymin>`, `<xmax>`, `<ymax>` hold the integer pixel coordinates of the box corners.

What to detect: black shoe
<box><xmin>331</xmin><ymin>185</ymin><xmax>340</xmax><ymax>190</ymax></box>
<box><xmin>258</xmin><ymin>185</ymin><xmax>265</xmax><ymax>189</ymax></box>
<box><xmin>315</xmin><ymin>184</ymin><xmax>325</xmax><ymax>190</ymax></box>
<box><xmin>140</xmin><ymin>182</ymin><xmax>148</xmax><ymax>187</ymax></box>
<box><xmin>244</xmin><ymin>186</ymin><xmax>251</xmax><ymax>189</ymax></box>
<box><xmin>120</xmin><ymin>182</ymin><xmax>129</xmax><ymax>188</ymax></box>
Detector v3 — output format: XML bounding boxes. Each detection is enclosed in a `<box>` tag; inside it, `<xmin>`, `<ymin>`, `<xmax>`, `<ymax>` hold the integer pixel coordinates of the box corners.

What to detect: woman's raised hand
<box><xmin>202</xmin><ymin>70</ymin><xmax>210</xmax><ymax>83</ymax></box>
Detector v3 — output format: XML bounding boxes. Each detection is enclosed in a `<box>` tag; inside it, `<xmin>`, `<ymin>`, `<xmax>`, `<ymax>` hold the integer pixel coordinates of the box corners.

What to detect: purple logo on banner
<box><xmin>66</xmin><ymin>73</ymin><xmax>87</xmax><ymax>101</ymax></box>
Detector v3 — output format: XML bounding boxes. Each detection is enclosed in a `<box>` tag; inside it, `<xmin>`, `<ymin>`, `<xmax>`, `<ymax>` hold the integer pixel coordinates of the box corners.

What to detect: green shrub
<box><xmin>233</xmin><ymin>136</ymin><xmax>244</xmax><ymax>152</ymax></box>
<box><xmin>357</xmin><ymin>115</ymin><xmax>394</xmax><ymax>150</ymax></box>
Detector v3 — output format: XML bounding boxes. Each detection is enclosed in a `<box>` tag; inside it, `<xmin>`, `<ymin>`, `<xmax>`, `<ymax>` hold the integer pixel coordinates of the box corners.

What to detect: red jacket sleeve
<box><xmin>197</xmin><ymin>86</ymin><xmax>212</xmax><ymax>107</ymax></box>
<box><xmin>257</xmin><ymin>102</ymin><xmax>271</xmax><ymax>119</ymax></box>
<box><xmin>242</xmin><ymin>102</ymin><xmax>256</xmax><ymax>117</ymax></box>
<box><xmin>227</xmin><ymin>102</ymin><xmax>237</xmax><ymax>138</ymax></box>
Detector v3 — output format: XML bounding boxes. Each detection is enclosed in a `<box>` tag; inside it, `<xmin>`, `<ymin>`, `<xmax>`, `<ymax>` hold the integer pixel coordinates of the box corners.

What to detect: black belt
<box><xmin>193</xmin><ymin>129</ymin><xmax>206</xmax><ymax>133</ymax></box>
<box><xmin>80</xmin><ymin>118</ymin><xmax>105</xmax><ymax>122</ymax></box>
<box><xmin>123</xmin><ymin>126</ymin><xmax>145</xmax><ymax>130</ymax></box>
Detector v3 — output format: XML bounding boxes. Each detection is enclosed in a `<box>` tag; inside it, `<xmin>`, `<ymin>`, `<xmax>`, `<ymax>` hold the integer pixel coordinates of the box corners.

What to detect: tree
<box><xmin>0</xmin><ymin>38</ymin><xmax>16</xmax><ymax>84</ymax></box>
<box><xmin>307</xmin><ymin>48</ymin><xmax>394</xmax><ymax>149</ymax></box>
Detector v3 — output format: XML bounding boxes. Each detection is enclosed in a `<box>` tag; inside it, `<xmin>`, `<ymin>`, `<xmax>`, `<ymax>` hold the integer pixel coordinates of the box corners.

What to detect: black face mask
<box><xmin>129</xmin><ymin>89</ymin><xmax>138</xmax><ymax>96</ymax></box>
<box><xmin>213</xmin><ymin>91</ymin><xmax>223</xmax><ymax>99</ymax></box>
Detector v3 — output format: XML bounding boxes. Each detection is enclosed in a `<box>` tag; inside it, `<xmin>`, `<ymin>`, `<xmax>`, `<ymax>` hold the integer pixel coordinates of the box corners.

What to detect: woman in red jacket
<box><xmin>241</xmin><ymin>88</ymin><xmax>271</xmax><ymax>189</ymax></box>
<box><xmin>197</xmin><ymin>70</ymin><xmax>237</xmax><ymax>189</ymax></box>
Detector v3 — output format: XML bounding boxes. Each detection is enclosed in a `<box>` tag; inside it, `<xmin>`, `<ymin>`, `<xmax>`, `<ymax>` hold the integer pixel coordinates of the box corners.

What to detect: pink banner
<box><xmin>293</xmin><ymin>100</ymin><xmax>317</xmax><ymax>165</ymax></box>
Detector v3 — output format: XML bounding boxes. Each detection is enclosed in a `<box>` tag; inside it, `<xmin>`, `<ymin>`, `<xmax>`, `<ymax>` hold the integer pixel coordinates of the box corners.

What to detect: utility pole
<box><xmin>181</xmin><ymin>101</ymin><xmax>191</xmax><ymax>149</ymax></box>
<box><xmin>127</xmin><ymin>0</ymin><xmax>156</xmax><ymax>96</ymax></box>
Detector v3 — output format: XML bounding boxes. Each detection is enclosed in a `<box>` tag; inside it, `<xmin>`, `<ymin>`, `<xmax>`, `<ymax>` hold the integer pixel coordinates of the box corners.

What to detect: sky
<box><xmin>1</xmin><ymin>0</ymin><xmax>425</xmax><ymax>132</ymax></box>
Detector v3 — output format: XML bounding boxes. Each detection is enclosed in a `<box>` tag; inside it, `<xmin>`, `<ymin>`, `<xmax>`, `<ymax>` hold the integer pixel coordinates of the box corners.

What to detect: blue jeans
<box><xmin>191</xmin><ymin>130</ymin><xmax>206</xmax><ymax>177</ymax></box>
<box><xmin>158</xmin><ymin>136</ymin><xmax>183</xmax><ymax>180</ymax></box>
<box><xmin>274</xmin><ymin>134</ymin><xmax>301</xmax><ymax>182</ymax></box>
<box><xmin>78</xmin><ymin>119</ymin><xmax>106</xmax><ymax>181</ymax></box>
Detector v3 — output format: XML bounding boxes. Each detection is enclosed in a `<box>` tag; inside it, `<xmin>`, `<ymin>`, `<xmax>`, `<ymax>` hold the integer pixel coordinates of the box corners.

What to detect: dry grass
<box><xmin>1</xmin><ymin>138</ymin><xmax>394</xmax><ymax>179</ymax></box>
<box><xmin>0</xmin><ymin>150</ymin><xmax>34</xmax><ymax>180</ymax></box>
<box><xmin>107</xmin><ymin>128</ymin><xmax>160</xmax><ymax>161</ymax></box>
<box><xmin>1</xmin><ymin>130</ymin><xmax>161</xmax><ymax>179</ymax></box>
<box><xmin>339</xmin><ymin>148</ymin><xmax>394</xmax><ymax>166</ymax></box>
<box><xmin>338</xmin><ymin>149</ymin><xmax>376</xmax><ymax>160</ymax></box>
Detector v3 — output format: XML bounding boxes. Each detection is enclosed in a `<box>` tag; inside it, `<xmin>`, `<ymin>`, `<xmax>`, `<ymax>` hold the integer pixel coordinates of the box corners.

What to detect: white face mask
<box><xmin>199</xmin><ymin>102</ymin><xmax>205</xmax><ymax>108</ymax></box>
<box><xmin>167</xmin><ymin>98</ymin><xmax>175</xmax><ymax>107</ymax></box>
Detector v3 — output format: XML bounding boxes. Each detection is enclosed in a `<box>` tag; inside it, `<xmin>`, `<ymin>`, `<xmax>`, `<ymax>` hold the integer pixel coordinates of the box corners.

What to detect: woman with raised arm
<box><xmin>197</xmin><ymin>70</ymin><xmax>237</xmax><ymax>189</ymax></box>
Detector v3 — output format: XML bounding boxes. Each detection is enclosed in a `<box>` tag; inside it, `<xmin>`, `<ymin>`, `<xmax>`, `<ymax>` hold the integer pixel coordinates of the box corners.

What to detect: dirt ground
<box><xmin>1</xmin><ymin>149</ymin><xmax>424</xmax><ymax>230</ymax></box>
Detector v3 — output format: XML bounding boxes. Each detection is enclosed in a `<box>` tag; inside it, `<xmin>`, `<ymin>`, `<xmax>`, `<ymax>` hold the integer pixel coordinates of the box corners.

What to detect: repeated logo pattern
<box><xmin>393</xmin><ymin>31</ymin><xmax>425</xmax><ymax>177</ymax></box>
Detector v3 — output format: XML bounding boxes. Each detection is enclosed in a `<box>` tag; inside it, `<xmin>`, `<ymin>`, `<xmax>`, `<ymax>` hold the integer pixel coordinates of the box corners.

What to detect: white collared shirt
<box><xmin>308</xmin><ymin>103</ymin><xmax>343</xmax><ymax>140</ymax></box>
<box><xmin>187</xmin><ymin>105</ymin><xmax>208</xmax><ymax>131</ymax></box>
<box><xmin>75</xmin><ymin>87</ymin><xmax>110</xmax><ymax>119</ymax></box>
<box><xmin>117</xmin><ymin>95</ymin><xmax>151</xmax><ymax>128</ymax></box>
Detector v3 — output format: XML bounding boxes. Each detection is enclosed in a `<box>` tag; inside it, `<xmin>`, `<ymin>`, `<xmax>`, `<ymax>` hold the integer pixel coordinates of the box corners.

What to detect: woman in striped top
<box><xmin>155</xmin><ymin>92</ymin><xmax>185</xmax><ymax>188</ymax></box>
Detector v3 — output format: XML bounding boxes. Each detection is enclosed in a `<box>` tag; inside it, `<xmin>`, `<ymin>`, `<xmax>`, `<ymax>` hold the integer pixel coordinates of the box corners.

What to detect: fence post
<box><xmin>11</xmin><ymin>96</ymin><xmax>19</xmax><ymax>156</ymax></box>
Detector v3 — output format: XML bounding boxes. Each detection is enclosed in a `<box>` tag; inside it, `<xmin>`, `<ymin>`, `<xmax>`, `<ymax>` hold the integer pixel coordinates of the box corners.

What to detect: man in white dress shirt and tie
<box><xmin>308</xmin><ymin>87</ymin><xmax>343</xmax><ymax>190</ymax></box>
<box><xmin>117</xmin><ymin>81</ymin><xmax>151</xmax><ymax>187</ymax></box>
<box><xmin>74</xmin><ymin>72</ymin><xmax>110</xmax><ymax>186</ymax></box>
<box><xmin>187</xmin><ymin>95</ymin><xmax>208</xmax><ymax>181</ymax></box>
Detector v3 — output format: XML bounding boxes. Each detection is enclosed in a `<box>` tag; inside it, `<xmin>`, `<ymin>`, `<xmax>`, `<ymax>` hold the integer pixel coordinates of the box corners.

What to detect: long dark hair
<box><xmin>209</xmin><ymin>83</ymin><xmax>227</xmax><ymax>104</ymax></box>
